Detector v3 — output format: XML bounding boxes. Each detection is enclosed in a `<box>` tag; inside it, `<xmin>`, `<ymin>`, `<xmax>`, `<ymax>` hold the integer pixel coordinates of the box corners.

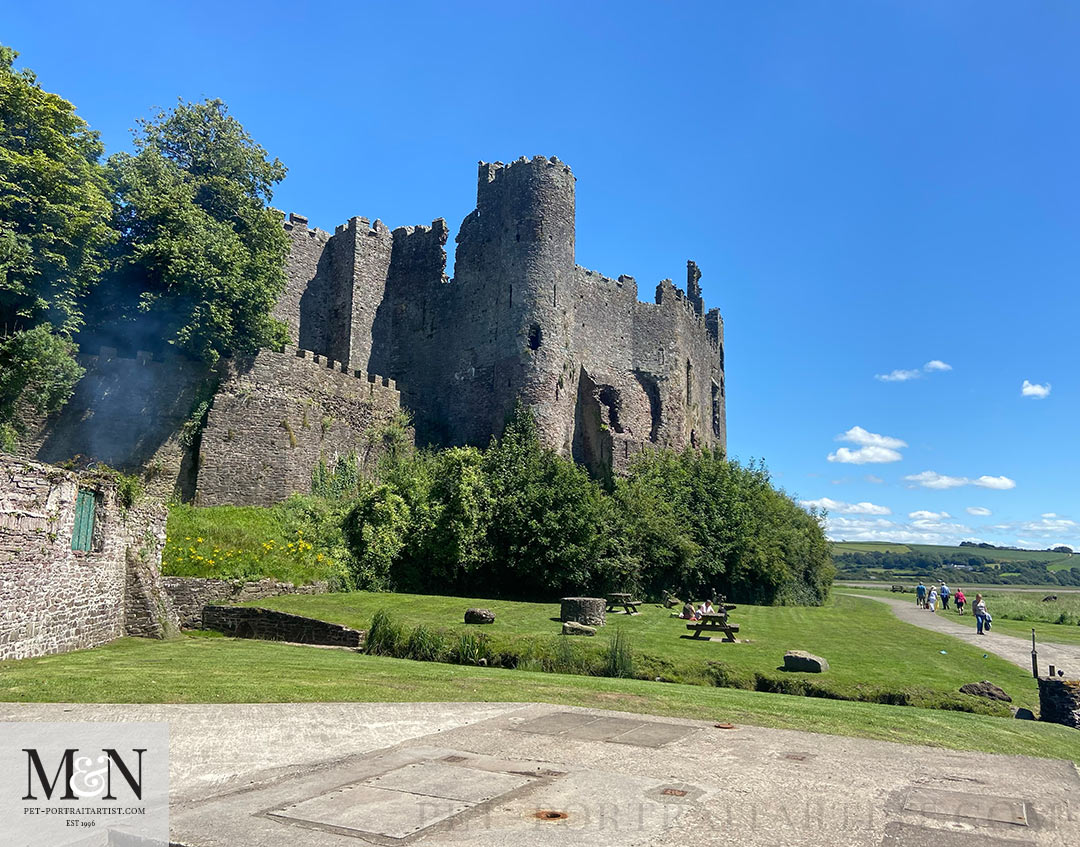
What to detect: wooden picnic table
<box><xmin>606</xmin><ymin>593</ymin><xmax>641</xmax><ymax>614</ymax></box>
<box><xmin>685</xmin><ymin>612</ymin><xmax>740</xmax><ymax>642</ymax></box>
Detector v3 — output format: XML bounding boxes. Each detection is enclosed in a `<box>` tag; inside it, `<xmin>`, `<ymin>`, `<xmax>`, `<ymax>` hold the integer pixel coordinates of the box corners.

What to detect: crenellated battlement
<box><xmin>283</xmin><ymin>345</ymin><xmax>399</xmax><ymax>393</ymax></box>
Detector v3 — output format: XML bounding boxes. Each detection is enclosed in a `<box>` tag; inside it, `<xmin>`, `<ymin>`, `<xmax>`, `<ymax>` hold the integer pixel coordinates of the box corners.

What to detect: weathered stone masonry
<box><xmin>277</xmin><ymin>155</ymin><xmax>726</xmax><ymax>478</ymax></box>
<box><xmin>195</xmin><ymin>347</ymin><xmax>402</xmax><ymax>506</ymax></box>
<box><xmin>0</xmin><ymin>457</ymin><xmax>179</xmax><ymax>661</ymax></box>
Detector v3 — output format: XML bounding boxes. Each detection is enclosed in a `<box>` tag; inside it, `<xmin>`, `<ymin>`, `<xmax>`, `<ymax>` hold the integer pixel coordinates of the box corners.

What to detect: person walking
<box><xmin>954</xmin><ymin>588</ymin><xmax>966</xmax><ymax>615</ymax></box>
<box><xmin>940</xmin><ymin>581</ymin><xmax>950</xmax><ymax>611</ymax></box>
<box><xmin>927</xmin><ymin>586</ymin><xmax>938</xmax><ymax>613</ymax></box>
<box><xmin>974</xmin><ymin>593</ymin><xmax>988</xmax><ymax>634</ymax></box>
<box><xmin>916</xmin><ymin>582</ymin><xmax>926</xmax><ymax>608</ymax></box>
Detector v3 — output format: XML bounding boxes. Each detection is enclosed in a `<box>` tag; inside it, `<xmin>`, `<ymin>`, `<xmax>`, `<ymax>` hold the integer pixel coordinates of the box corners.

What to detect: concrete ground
<box><xmin>2</xmin><ymin>702</ymin><xmax>1077</xmax><ymax>847</ymax></box>
<box><xmin>843</xmin><ymin>592</ymin><xmax>1080</xmax><ymax>677</ymax></box>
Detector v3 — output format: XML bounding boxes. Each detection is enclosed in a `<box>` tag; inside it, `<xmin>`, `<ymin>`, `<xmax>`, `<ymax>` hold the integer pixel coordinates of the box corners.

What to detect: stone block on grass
<box><xmin>783</xmin><ymin>650</ymin><xmax>829</xmax><ymax>673</ymax></box>
<box><xmin>464</xmin><ymin>608</ymin><xmax>495</xmax><ymax>624</ymax></box>
<box><xmin>562</xmin><ymin>621</ymin><xmax>596</xmax><ymax>636</ymax></box>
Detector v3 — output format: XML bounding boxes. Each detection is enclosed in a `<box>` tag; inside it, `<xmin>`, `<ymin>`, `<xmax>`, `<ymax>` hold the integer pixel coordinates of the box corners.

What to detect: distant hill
<box><xmin>829</xmin><ymin>541</ymin><xmax>1078</xmax><ymax>586</ymax></box>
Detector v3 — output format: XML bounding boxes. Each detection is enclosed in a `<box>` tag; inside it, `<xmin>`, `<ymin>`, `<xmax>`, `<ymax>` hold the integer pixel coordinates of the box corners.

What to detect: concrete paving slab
<box><xmin>365</xmin><ymin>761</ymin><xmax>534</xmax><ymax>803</ymax></box>
<box><xmin>560</xmin><ymin>715</ymin><xmax>645</xmax><ymax>741</ymax></box>
<box><xmin>607</xmin><ymin>720</ymin><xmax>698</xmax><ymax>748</ymax></box>
<box><xmin>271</xmin><ymin>783</ymin><xmax>472</xmax><ymax>840</ymax></box>
<box><xmin>903</xmin><ymin>787</ymin><xmax>1028</xmax><ymax>826</ymax></box>
<box><xmin>881</xmin><ymin>822</ymin><xmax>1034</xmax><ymax>846</ymax></box>
<box><xmin>512</xmin><ymin>711</ymin><xmax>597</xmax><ymax>735</ymax></box>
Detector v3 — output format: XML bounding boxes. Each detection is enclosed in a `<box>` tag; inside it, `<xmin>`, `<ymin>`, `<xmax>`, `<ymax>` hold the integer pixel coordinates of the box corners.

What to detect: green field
<box><xmin>831</xmin><ymin>541</ymin><xmax>1076</xmax><ymax>569</ymax></box>
<box><xmin>236</xmin><ymin>592</ymin><xmax>1037</xmax><ymax>715</ymax></box>
<box><xmin>0</xmin><ymin>635</ymin><xmax>1075</xmax><ymax>761</ymax></box>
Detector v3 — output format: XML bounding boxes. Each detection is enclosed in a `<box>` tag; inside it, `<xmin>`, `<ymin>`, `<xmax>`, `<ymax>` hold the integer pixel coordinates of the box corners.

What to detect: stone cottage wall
<box><xmin>0</xmin><ymin>457</ymin><xmax>178</xmax><ymax>661</ymax></box>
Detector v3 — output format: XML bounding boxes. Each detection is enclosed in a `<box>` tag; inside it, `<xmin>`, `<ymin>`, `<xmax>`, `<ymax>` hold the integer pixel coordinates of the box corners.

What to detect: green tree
<box><xmin>0</xmin><ymin>45</ymin><xmax>112</xmax><ymax>447</ymax></box>
<box><xmin>106</xmin><ymin>98</ymin><xmax>290</xmax><ymax>364</ymax></box>
<box><xmin>0</xmin><ymin>45</ymin><xmax>114</xmax><ymax>336</ymax></box>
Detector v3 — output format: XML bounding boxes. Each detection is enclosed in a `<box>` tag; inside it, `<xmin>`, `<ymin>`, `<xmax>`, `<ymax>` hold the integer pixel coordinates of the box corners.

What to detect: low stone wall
<box><xmin>162</xmin><ymin>576</ymin><xmax>329</xmax><ymax>629</ymax></box>
<box><xmin>1038</xmin><ymin>676</ymin><xmax>1080</xmax><ymax>729</ymax></box>
<box><xmin>202</xmin><ymin>605</ymin><xmax>363</xmax><ymax>648</ymax></box>
<box><xmin>1</xmin><ymin>456</ymin><xmax>178</xmax><ymax>661</ymax></box>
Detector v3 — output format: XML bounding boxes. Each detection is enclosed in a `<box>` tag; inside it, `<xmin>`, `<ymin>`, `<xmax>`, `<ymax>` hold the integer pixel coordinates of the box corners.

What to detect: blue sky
<box><xmin>6</xmin><ymin>1</ymin><xmax>1077</xmax><ymax>548</ymax></box>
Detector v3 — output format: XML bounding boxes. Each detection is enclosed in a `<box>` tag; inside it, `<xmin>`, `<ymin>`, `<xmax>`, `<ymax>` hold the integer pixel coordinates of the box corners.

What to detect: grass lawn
<box><xmin>239</xmin><ymin>592</ymin><xmax>1039</xmax><ymax>715</ymax></box>
<box><xmin>0</xmin><ymin>635</ymin><xmax>1075</xmax><ymax>761</ymax></box>
<box><xmin>842</xmin><ymin>587</ymin><xmax>1080</xmax><ymax>645</ymax></box>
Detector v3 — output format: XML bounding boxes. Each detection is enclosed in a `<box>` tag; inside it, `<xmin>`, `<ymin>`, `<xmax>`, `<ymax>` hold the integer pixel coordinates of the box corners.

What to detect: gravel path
<box><xmin>842</xmin><ymin>591</ymin><xmax>1080</xmax><ymax>677</ymax></box>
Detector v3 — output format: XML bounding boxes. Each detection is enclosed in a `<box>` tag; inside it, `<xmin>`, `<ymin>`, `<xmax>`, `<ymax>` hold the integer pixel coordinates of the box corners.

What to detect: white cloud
<box><xmin>990</xmin><ymin>515</ymin><xmax>1079</xmax><ymax>542</ymax></box>
<box><xmin>966</xmin><ymin>506</ymin><xmax>992</xmax><ymax>516</ymax></box>
<box><xmin>836</xmin><ymin>426</ymin><xmax>907</xmax><ymax>450</ymax></box>
<box><xmin>865</xmin><ymin>474</ymin><xmax>884</xmax><ymax>484</ymax></box>
<box><xmin>875</xmin><ymin>368</ymin><xmax>921</xmax><ymax>382</ymax></box>
<box><xmin>828</xmin><ymin>446</ymin><xmax>904</xmax><ymax>464</ymax></box>
<box><xmin>904</xmin><ymin>471</ymin><xmax>1016</xmax><ymax>491</ymax></box>
<box><xmin>974</xmin><ymin>475</ymin><xmax>1016</xmax><ymax>490</ymax></box>
<box><xmin>801</xmin><ymin>497</ymin><xmax>891</xmax><ymax>515</ymax></box>
<box><xmin>1021</xmin><ymin>380</ymin><xmax>1051</xmax><ymax>399</ymax></box>
<box><xmin>909</xmin><ymin>510</ymin><xmax>950</xmax><ymax>520</ymax></box>
<box><xmin>875</xmin><ymin>360</ymin><xmax>952</xmax><ymax>382</ymax></box>
<box><xmin>904</xmin><ymin>470</ymin><xmax>969</xmax><ymax>489</ymax></box>
<box><xmin>828</xmin><ymin>426</ymin><xmax>906</xmax><ymax>463</ymax></box>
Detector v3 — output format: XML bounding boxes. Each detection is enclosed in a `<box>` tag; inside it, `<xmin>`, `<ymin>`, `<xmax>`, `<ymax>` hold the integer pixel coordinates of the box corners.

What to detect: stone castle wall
<box><xmin>195</xmin><ymin>346</ymin><xmax>403</xmax><ymax>506</ymax></box>
<box><xmin>278</xmin><ymin>155</ymin><xmax>726</xmax><ymax>478</ymax></box>
<box><xmin>0</xmin><ymin>457</ymin><xmax>178</xmax><ymax>661</ymax></box>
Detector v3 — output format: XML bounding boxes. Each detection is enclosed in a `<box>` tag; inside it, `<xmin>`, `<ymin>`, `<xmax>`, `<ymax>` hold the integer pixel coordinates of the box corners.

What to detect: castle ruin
<box><xmin>269</xmin><ymin>155</ymin><xmax>725</xmax><ymax>479</ymax></box>
<box><xmin>27</xmin><ymin>156</ymin><xmax>725</xmax><ymax>504</ymax></box>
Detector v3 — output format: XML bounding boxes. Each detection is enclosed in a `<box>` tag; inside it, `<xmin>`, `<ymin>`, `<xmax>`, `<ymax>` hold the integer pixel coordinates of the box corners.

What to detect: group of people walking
<box><xmin>915</xmin><ymin>581</ymin><xmax>991</xmax><ymax>634</ymax></box>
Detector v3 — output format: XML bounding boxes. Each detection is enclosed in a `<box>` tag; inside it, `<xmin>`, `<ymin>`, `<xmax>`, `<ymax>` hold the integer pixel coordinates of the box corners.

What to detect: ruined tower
<box><xmin>270</xmin><ymin>155</ymin><xmax>725</xmax><ymax>482</ymax></box>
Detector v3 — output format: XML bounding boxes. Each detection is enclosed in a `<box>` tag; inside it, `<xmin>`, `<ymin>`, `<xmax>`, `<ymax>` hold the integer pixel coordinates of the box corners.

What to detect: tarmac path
<box><xmin>842</xmin><ymin>591</ymin><xmax>1080</xmax><ymax>678</ymax></box>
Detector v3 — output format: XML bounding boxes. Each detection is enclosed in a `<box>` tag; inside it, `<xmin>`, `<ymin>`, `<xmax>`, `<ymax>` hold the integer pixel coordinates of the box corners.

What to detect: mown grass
<box><xmin>0</xmin><ymin>635</ymin><xmax>1074</xmax><ymax>761</ymax></box>
<box><xmin>239</xmin><ymin>592</ymin><xmax>1038</xmax><ymax>715</ymax></box>
<box><xmin>163</xmin><ymin>503</ymin><xmax>343</xmax><ymax>585</ymax></box>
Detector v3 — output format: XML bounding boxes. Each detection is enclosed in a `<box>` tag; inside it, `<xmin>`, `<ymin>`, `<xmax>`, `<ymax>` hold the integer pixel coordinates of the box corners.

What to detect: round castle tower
<box><xmin>448</xmin><ymin>156</ymin><xmax>577</xmax><ymax>445</ymax></box>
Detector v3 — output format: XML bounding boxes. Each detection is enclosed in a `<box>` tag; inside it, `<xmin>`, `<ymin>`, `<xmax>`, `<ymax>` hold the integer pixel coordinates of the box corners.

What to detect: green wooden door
<box><xmin>71</xmin><ymin>489</ymin><xmax>96</xmax><ymax>551</ymax></box>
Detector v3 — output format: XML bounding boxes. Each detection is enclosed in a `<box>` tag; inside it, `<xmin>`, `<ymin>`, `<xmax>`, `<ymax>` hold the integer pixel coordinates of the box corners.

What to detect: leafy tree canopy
<box><xmin>0</xmin><ymin>45</ymin><xmax>114</xmax><ymax>337</ymax></box>
<box><xmin>106</xmin><ymin>98</ymin><xmax>290</xmax><ymax>363</ymax></box>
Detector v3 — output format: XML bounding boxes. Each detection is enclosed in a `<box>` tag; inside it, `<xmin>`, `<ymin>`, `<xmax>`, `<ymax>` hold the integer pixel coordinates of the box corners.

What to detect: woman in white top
<box><xmin>927</xmin><ymin>587</ymin><xmax>938</xmax><ymax>613</ymax></box>
<box><xmin>697</xmin><ymin>600</ymin><xmax>715</xmax><ymax>617</ymax></box>
<box><xmin>974</xmin><ymin>593</ymin><xmax>989</xmax><ymax>635</ymax></box>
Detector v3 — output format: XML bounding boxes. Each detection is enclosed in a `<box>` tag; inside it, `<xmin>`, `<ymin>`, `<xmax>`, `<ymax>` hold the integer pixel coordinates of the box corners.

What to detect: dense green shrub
<box><xmin>336</xmin><ymin>404</ymin><xmax>832</xmax><ymax>605</ymax></box>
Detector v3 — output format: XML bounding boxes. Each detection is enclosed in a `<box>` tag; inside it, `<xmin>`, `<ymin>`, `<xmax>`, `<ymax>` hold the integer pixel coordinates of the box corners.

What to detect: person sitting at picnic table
<box><xmin>697</xmin><ymin>599</ymin><xmax>715</xmax><ymax>618</ymax></box>
<box><xmin>916</xmin><ymin>582</ymin><xmax>926</xmax><ymax>607</ymax></box>
<box><xmin>954</xmin><ymin>588</ymin><xmax>966</xmax><ymax>615</ymax></box>
<box><xmin>927</xmin><ymin>586</ymin><xmax>938</xmax><ymax>613</ymax></box>
<box><xmin>679</xmin><ymin>602</ymin><xmax>697</xmax><ymax>620</ymax></box>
